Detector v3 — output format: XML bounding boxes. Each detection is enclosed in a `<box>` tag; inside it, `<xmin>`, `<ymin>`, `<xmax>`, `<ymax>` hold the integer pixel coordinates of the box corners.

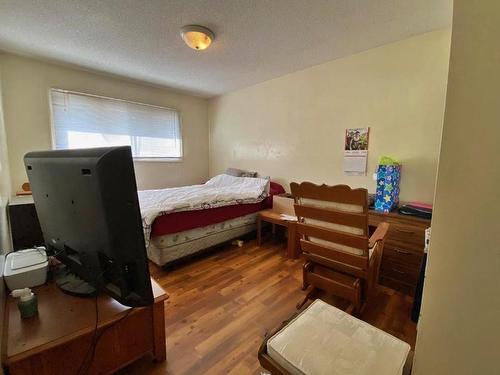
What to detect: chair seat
<box><xmin>267</xmin><ymin>299</ymin><xmax>410</xmax><ymax>375</ymax></box>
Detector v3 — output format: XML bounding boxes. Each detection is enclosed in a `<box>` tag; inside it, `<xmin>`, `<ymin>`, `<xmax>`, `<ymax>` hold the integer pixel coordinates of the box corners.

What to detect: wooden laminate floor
<box><xmin>121</xmin><ymin>238</ymin><xmax>417</xmax><ymax>375</ymax></box>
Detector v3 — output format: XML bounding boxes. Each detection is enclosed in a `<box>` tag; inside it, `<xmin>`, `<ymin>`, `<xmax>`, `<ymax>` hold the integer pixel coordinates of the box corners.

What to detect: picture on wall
<box><xmin>343</xmin><ymin>127</ymin><xmax>370</xmax><ymax>176</ymax></box>
<box><xmin>345</xmin><ymin>128</ymin><xmax>369</xmax><ymax>151</ymax></box>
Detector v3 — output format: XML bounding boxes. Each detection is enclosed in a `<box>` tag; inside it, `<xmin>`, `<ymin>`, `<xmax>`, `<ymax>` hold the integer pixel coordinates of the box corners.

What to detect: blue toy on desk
<box><xmin>375</xmin><ymin>164</ymin><xmax>401</xmax><ymax>212</ymax></box>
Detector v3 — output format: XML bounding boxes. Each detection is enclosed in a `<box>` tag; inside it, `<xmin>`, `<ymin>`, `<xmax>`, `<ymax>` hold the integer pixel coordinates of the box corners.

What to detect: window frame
<box><xmin>48</xmin><ymin>88</ymin><xmax>184</xmax><ymax>162</ymax></box>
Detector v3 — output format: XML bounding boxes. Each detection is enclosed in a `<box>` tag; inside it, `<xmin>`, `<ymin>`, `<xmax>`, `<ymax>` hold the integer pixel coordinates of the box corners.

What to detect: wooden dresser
<box><xmin>368</xmin><ymin>209</ymin><xmax>430</xmax><ymax>296</ymax></box>
<box><xmin>3</xmin><ymin>278</ymin><xmax>168</xmax><ymax>375</ymax></box>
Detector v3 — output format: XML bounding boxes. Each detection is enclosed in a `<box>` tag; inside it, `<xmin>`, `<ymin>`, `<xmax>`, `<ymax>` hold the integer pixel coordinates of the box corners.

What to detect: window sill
<box><xmin>133</xmin><ymin>157</ymin><xmax>183</xmax><ymax>163</ymax></box>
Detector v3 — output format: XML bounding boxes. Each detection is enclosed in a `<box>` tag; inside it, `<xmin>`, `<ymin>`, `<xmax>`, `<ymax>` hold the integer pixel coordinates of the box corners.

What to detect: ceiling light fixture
<box><xmin>180</xmin><ymin>25</ymin><xmax>214</xmax><ymax>51</ymax></box>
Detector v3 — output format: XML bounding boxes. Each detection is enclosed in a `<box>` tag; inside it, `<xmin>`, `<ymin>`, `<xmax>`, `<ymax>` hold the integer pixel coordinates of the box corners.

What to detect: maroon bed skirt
<box><xmin>150</xmin><ymin>181</ymin><xmax>286</xmax><ymax>237</ymax></box>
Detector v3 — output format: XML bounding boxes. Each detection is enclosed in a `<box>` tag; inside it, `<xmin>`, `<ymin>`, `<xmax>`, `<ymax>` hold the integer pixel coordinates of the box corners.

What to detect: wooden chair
<box><xmin>290</xmin><ymin>182</ymin><xmax>389</xmax><ymax>313</ymax></box>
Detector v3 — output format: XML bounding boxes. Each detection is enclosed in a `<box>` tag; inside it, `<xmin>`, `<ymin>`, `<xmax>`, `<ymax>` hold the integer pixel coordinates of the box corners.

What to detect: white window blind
<box><xmin>50</xmin><ymin>89</ymin><xmax>182</xmax><ymax>159</ymax></box>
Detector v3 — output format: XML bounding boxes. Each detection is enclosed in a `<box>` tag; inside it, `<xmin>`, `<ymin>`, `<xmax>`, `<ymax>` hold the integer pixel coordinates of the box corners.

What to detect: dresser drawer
<box><xmin>369</xmin><ymin>208</ymin><xmax>429</xmax><ymax>296</ymax></box>
<box><xmin>380</xmin><ymin>259</ymin><xmax>420</xmax><ymax>285</ymax></box>
<box><xmin>379</xmin><ymin>276</ymin><xmax>416</xmax><ymax>296</ymax></box>
<box><xmin>383</xmin><ymin>244</ymin><xmax>423</xmax><ymax>266</ymax></box>
<box><xmin>385</xmin><ymin>238</ymin><xmax>425</xmax><ymax>253</ymax></box>
<box><xmin>387</xmin><ymin>223</ymin><xmax>425</xmax><ymax>246</ymax></box>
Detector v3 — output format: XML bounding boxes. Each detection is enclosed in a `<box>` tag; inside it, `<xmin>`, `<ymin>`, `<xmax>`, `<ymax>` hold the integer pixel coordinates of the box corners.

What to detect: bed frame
<box><xmin>147</xmin><ymin>218</ymin><xmax>257</xmax><ymax>266</ymax></box>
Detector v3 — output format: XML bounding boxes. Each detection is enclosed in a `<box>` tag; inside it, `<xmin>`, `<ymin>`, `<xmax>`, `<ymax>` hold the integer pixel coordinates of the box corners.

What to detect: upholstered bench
<box><xmin>259</xmin><ymin>299</ymin><xmax>410</xmax><ymax>375</ymax></box>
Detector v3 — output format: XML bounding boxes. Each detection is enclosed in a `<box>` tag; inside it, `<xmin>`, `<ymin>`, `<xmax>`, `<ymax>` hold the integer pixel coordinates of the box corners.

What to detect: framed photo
<box><xmin>345</xmin><ymin>128</ymin><xmax>369</xmax><ymax>151</ymax></box>
<box><xmin>344</xmin><ymin>127</ymin><xmax>369</xmax><ymax>176</ymax></box>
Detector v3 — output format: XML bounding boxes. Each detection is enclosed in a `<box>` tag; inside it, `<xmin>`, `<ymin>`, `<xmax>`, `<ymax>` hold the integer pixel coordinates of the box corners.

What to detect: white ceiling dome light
<box><xmin>180</xmin><ymin>25</ymin><xmax>214</xmax><ymax>51</ymax></box>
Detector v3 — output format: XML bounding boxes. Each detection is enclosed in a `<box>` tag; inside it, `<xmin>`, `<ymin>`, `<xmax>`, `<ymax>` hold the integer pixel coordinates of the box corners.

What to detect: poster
<box><xmin>344</xmin><ymin>128</ymin><xmax>369</xmax><ymax>175</ymax></box>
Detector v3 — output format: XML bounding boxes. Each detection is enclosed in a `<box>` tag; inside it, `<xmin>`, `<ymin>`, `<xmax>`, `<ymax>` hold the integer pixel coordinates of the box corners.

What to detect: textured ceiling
<box><xmin>0</xmin><ymin>0</ymin><xmax>452</xmax><ymax>97</ymax></box>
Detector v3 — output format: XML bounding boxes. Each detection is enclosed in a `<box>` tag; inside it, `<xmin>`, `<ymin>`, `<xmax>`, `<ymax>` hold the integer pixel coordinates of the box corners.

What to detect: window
<box><xmin>50</xmin><ymin>89</ymin><xmax>182</xmax><ymax>159</ymax></box>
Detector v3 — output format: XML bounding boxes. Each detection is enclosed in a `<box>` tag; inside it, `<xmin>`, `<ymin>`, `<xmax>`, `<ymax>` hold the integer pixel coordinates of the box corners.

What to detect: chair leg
<box><xmin>302</xmin><ymin>279</ymin><xmax>309</xmax><ymax>291</ymax></box>
<box><xmin>365</xmin><ymin>283</ymin><xmax>378</xmax><ymax>305</ymax></box>
<box><xmin>296</xmin><ymin>293</ymin><xmax>310</xmax><ymax>310</ymax></box>
<box><xmin>296</xmin><ymin>288</ymin><xmax>318</xmax><ymax>310</ymax></box>
<box><xmin>351</xmin><ymin>280</ymin><xmax>364</xmax><ymax>317</ymax></box>
<box><xmin>302</xmin><ymin>261</ymin><xmax>313</xmax><ymax>291</ymax></box>
<box><xmin>345</xmin><ymin>303</ymin><xmax>355</xmax><ymax>315</ymax></box>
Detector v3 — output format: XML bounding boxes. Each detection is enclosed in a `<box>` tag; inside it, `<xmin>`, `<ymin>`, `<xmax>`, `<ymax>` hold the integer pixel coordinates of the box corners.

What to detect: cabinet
<box><xmin>3</xmin><ymin>278</ymin><xmax>168</xmax><ymax>374</ymax></box>
<box><xmin>369</xmin><ymin>209</ymin><xmax>430</xmax><ymax>296</ymax></box>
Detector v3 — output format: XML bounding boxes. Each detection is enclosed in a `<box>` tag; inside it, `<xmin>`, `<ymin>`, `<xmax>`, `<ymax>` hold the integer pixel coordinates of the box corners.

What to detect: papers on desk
<box><xmin>280</xmin><ymin>214</ymin><xmax>298</xmax><ymax>222</ymax></box>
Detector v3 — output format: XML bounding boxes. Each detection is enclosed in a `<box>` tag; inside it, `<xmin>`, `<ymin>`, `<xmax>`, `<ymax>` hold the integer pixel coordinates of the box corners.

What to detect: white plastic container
<box><xmin>4</xmin><ymin>248</ymin><xmax>48</xmax><ymax>291</ymax></box>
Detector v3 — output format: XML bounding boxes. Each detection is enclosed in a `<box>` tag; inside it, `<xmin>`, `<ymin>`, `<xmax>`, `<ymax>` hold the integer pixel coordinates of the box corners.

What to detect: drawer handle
<box><xmin>392</xmin><ymin>268</ymin><xmax>406</xmax><ymax>275</ymax></box>
<box><xmin>395</xmin><ymin>228</ymin><xmax>415</xmax><ymax>234</ymax></box>
<box><xmin>394</xmin><ymin>248</ymin><xmax>412</xmax><ymax>255</ymax></box>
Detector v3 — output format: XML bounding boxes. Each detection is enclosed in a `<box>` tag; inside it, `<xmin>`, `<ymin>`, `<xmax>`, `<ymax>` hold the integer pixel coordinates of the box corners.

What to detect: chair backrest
<box><xmin>290</xmin><ymin>182</ymin><xmax>370</xmax><ymax>276</ymax></box>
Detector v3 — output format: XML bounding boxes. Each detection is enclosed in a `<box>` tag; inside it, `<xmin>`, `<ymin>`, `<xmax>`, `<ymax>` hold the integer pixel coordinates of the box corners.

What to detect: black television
<box><xmin>24</xmin><ymin>146</ymin><xmax>154</xmax><ymax>307</ymax></box>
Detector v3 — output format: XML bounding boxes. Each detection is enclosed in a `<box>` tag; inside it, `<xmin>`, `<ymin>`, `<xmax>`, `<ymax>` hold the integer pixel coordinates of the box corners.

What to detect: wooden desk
<box><xmin>275</xmin><ymin>202</ymin><xmax>431</xmax><ymax>295</ymax></box>
<box><xmin>257</xmin><ymin>210</ymin><xmax>300</xmax><ymax>259</ymax></box>
<box><xmin>3</xmin><ymin>278</ymin><xmax>168</xmax><ymax>375</ymax></box>
<box><xmin>369</xmin><ymin>209</ymin><xmax>431</xmax><ymax>296</ymax></box>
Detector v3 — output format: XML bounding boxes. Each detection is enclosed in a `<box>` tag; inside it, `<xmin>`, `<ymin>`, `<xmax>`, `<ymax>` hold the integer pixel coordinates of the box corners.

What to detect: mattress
<box><xmin>148</xmin><ymin>213</ymin><xmax>258</xmax><ymax>265</ymax></box>
<box><xmin>140</xmin><ymin>174</ymin><xmax>273</xmax><ymax>246</ymax></box>
<box><xmin>150</xmin><ymin>181</ymin><xmax>285</xmax><ymax>237</ymax></box>
<box><xmin>151</xmin><ymin>198</ymin><xmax>270</xmax><ymax>236</ymax></box>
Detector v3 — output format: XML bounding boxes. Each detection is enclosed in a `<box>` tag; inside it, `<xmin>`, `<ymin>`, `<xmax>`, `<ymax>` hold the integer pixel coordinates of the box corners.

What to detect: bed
<box><xmin>138</xmin><ymin>174</ymin><xmax>285</xmax><ymax>266</ymax></box>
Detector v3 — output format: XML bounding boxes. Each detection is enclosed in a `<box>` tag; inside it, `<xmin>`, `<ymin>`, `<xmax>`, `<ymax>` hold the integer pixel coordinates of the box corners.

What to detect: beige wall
<box><xmin>0</xmin><ymin>69</ymin><xmax>10</xmax><ymax>375</ymax></box>
<box><xmin>0</xmin><ymin>54</ymin><xmax>209</xmax><ymax>192</ymax></box>
<box><xmin>413</xmin><ymin>2</ymin><xmax>500</xmax><ymax>374</ymax></box>
<box><xmin>0</xmin><ymin>70</ymin><xmax>11</xmax><ymax>252</ymax></box>
<box><xmin>209</xmin><ymin>30</ymin><xmax>451</xmax><ymax>203</ymax></box>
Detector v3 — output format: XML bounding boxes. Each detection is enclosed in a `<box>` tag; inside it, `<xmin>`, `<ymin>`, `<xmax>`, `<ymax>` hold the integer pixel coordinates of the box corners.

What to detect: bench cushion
<box><xmin>267</xmin><ymin>299</ymin><xmax>410</xmax><ymax>375</ymax></box>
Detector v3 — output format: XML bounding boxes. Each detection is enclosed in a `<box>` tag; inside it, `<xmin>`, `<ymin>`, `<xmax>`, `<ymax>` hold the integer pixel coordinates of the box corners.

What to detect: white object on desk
<box><xmin>272</xmin><ymin>195</ymin><xmax>295</xmax><ymax>216</ymax></box>
<box><xmin>9</xmin><ymin>195</ymin><xmax>34</xmax><ymax>206</ymax></box>
<box><xmin>279</xmin><ymin>214</ymin><xmax>298</xmax><ymax>222</ymax></box>
<box><xmin>4</xmin><ymin>248</ymin><xmax>48</xmax><ymax>291</ymax></box>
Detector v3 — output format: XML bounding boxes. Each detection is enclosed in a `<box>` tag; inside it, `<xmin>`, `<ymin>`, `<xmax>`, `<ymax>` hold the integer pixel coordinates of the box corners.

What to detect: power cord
<box><xmin>76</xmin><ymin>268</ymin><xmax>105</xmax><ymax>375</ymax></box>
<box><xmin>75</xmin><ymin>269</ymin><xmax>135</xmax><ymax>375</ymax></box>
<box><xmin>76</xmin><ymin>293</ymin><xmax>100</xmax><ymax>375</ymax></box>
<box><xmin>78</xmin><ymin>304</ymin><xmax>135</xmax><ymax>374</ymax></box>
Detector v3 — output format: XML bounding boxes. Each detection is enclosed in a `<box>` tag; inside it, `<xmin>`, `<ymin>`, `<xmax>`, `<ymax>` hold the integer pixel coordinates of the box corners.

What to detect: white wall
<box><xmin>0</xmin><ymin>54</ymin><xmax>209</xmax><ymax>191</ymax></box>
<box><xmin>413</xmin><ymin>1</ymin><xmax>500</xmax><ymax>374</ymax></box>
<box><xmin>0</xmin><ymin>69</ymin><xmax>10</xmax><ymax>252</ymax></box>
<box><xmin>0</xmin><ymin>68</ymin><xmax>10</xmax><ymax>375</ymax></box>
<box><xmin>209</xmin><ymin>30</ymin><xmax>451</xmax><ymax>203</ymax></box>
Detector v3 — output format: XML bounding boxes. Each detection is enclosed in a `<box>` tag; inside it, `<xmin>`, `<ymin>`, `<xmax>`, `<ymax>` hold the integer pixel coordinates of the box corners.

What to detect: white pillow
<box><xmin>206</xmin><ymin>174</ymin><xmax>270</xmax><ymax>194</ymax></box>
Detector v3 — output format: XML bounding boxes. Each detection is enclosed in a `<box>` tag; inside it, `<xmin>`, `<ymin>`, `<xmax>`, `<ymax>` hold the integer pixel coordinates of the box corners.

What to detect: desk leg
<box><xmin>287</xmin><ymin>222</ymin><xmax>301</xmax><ymax>259</ymax></box>
<box><xmin>152</xmin><ymin>301</ymin><xmax>166</xmax><ymax>362</ymax></box>
<box><xmin>287</xmin><ymin>223</ymin><xmax>296</xmax><ymax>259</ymax></box>
<box><xmin>295</xmin><ymin>225</ymin><xmax>301</xmax><ymax>258</ymax></box>
<box><xmin>257</xmin><ymin>215</ymin><xmax>262</xmax><ymax>246</ymax></box>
